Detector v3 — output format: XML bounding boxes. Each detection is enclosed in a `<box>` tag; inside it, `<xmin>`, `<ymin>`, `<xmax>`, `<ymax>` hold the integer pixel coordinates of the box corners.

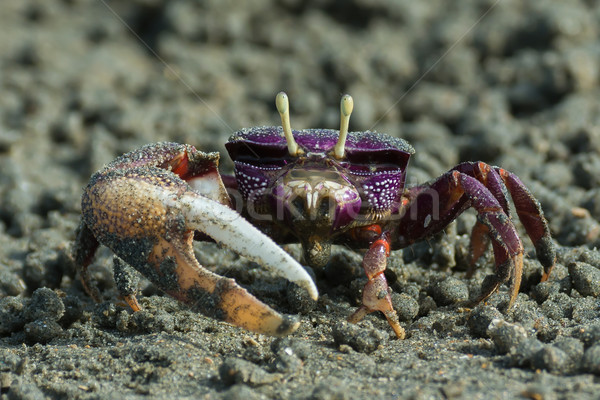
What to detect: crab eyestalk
<box><xmin>333</xmin><ymin>94</ymin><xmax>354</xmax><ymax>159</ymax></box>
<box><xmin>276</xmin><ymin>92</ymin><xmax>303</xmax><ymax>157</ymax></box>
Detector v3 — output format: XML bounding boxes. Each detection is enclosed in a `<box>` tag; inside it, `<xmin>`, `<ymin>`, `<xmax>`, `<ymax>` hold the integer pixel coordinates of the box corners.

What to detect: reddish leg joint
<box><xmin>348</xmin><ymin>230</ymin><xmax>405</xmax><ymax>339</ymax></box>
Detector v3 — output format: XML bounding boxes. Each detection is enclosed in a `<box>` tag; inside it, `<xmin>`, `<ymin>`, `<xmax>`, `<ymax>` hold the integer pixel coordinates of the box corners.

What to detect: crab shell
<box><xmin>225</xmin><ymin>127</ymin><xmax>414</xmax><ymax>266</ymax></box>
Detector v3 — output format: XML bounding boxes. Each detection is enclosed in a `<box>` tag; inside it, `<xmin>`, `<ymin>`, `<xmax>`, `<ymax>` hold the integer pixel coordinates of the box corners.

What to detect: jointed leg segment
<box><xmin>348</xmin><ymin>226</ymin><xmax>405</xmax><ymax>339</ymax></box>
<box><xmin>450</xmin><ymin>170</ymin><xmax>525</xmax><ymax>308</ymax></box>
<box><xmin>453</xmin><ymin>162</ymin><xmax>555</xmax><ymax>283</ymax></box>
<box><xmin>397</xmin><ymin>165</ymin><xmax>536</xmax><ymax>309</ymax></box>
<box><xmin>397</xmin><ymin>161</ymin><xmax>555</xmax><ymax>309</ymax></box>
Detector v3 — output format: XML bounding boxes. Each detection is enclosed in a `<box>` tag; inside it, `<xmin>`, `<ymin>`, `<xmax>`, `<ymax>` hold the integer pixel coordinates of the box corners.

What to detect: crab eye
<box><xmin>346</xmin><ymin>149</ymin><xmax>408</xmax><ymax>169</ymax></box>
<box><xmin>344</xmin><ymin>149</ymin><xmax>409</xmax><ymax>174</ymax></box>
<box><xmin>228</xmin><ymin>142</ymin><xmax>292</xmax><ymax>169</ymax></box>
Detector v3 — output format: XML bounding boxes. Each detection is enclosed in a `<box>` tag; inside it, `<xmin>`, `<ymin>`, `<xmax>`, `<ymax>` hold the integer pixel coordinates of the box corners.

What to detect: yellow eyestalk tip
<box><xmin>276</xmin><ymin>92</ymin><xmax>301</xmax><ymax>156</ymax></box>
<box><xmin>334</xmin><ymin>94</ymin><xmax>354</xmax><ymax>159</ymax></box>
<box><xmin>341</xmin><ymin>94</ymin><xmax>354</xmax><ymax>117</ymax></box>
<box><xmin>275</xmin><ymin>91</ymin><xmax>289</xmax><ymax>115</ymax></box>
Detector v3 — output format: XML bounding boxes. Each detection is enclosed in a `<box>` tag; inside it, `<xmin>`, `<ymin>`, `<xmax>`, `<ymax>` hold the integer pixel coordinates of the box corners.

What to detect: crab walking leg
<box><xmin>450</xmin><ymin>162</ymin><xmax>555</xmax><ymax>281</ymax></box>
<box><xmin>396</xmin><ymin>171</ymin><xmax>525</xmax><ymax>309</ymax></box>
<box><xmin>495</xmin><ymin>168</ymin><xmax>556</xmax><ymax>281</ymax></box>
<box><xmin>453</xmin><ymin>172</ymin><xmax>525</xmax><ymax>308</ymax></box>
<box><xmin>467</xmin><ymin>221</ymin><xmax>490</xmax><ymax>277</ymax></box>
<box><xmin>348</xmin><ymin>228</ymin><xmax>405</xmax><ymax>339</ymax></box>
<box><xmin>453</xmin><ymin>162</ymin><xmax>511</xmax><ymax>214</ymax></box>
<box><xmin>451</xmin><ymin>162</ymin><xmax>555</xmax><ymax>282</ymax></box>
<box><xmin>73</xmin><ymin>221</ymin><xmax>101</xmax><ymax>301</ymax></box>
<box><xmin>452</xmin><ymin>163</ymin><xmax>511</xmax><ymax>274</ymax></box>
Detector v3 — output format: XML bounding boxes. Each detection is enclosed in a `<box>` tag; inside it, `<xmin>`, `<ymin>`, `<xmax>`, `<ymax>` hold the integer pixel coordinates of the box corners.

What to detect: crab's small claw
<box><xmin>79</xmin><ymin>161</ymin><xmax>317</xmax><ymax>336</ymax></box>
<box><xmin>347</xmin><ymin>227</ymin><xmax>405</xmax><ymax>339</ymax></box>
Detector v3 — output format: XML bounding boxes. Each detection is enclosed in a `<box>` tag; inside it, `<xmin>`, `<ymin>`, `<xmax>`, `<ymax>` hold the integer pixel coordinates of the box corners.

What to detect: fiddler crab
<box><xmin>73</xmin><ymin>92</ymin><xmax>556</xmax><ymax>339</ymax></box>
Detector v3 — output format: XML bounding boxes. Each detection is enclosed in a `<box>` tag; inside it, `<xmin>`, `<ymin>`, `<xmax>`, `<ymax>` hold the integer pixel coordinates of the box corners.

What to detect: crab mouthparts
<box><xmin>287</xmin><ymin>180</ymin><xmax>339</xmax><ymax>221</ymax></box>
<box><xmin>277</xmin><ymin>167</ymin><xmax>361</xmax><ymax>233</ymax></box>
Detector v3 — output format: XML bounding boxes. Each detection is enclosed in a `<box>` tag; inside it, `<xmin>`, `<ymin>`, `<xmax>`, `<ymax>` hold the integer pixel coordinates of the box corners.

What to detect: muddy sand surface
<box><xmin>2</xmin><ymin>1</ymin><xmax>600</xmax><ymax>399</ymax></box>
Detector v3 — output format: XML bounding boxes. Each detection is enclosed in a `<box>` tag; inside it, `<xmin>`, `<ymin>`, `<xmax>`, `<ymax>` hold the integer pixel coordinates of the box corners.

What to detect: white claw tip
<box><xmin>177</xmin><ymin>192</ymin><xmax>319</xmax><ymax>301</ymax></box>
<box><xmin>334</xmin><ymin>94</ymin><xmax>354</xmax><ymax>159</ymax></box>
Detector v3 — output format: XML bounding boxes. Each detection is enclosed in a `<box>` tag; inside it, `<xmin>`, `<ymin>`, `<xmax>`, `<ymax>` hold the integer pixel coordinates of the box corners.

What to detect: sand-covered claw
<box><xmin>73</xmin><ymin>143</ymin><xmax>317</xmax><ymax>336</ymax></box>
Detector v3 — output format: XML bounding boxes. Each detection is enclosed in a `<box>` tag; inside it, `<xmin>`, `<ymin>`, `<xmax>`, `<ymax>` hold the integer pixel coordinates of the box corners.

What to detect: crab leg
<box><xmin>79</xmin><ymin>166</ymin><xmax>317</xmax><ymax>336</ymax></box>
<box><xmin>451</xmin><ymin>163</ymin><xmax>512</xmax><ymax>276</ymax></box>
<box><xmin>495</xmin><ymin>167</ymin><xmax>556</xmax><ymax>281</ymax></box>
<box><xmin>348</xmin><ymin>227</ymin><xmax>405</xmax><ymax>339</ymax></box>
<box><xmin>451</xmin><ymin>162</ymin><xmax>556</xmax><ymax>281</ymax></box>
<box><xmin>396</xmin><ymin>170</ymin><xmax>524</xmax><ymax>308</ymax></box>
<box><xmin>467</xmin><ymin>221</ymin><xmax>490</xmax><ymax>277</ymax></box>
<box><xmin>73</xmin><ymin>221</ymin><xmax>101</xmax><ymax>301</ymax></box>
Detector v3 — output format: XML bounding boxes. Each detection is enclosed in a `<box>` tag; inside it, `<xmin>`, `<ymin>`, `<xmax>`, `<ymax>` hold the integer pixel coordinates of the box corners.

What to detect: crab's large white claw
<box><xmin>78</xmin><ymin>145</ymin><xmax>318</xmax><ymax>336</ymax></box>
<box><xmin>172</xmin><ymin>193</ymin><xmax>319</xmax><ymax>300</ymax></box>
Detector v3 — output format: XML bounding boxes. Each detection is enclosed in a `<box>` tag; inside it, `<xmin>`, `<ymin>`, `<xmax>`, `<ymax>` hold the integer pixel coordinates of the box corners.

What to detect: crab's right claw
<box><xmin>81</xmin><ymin>167</ymin><xmax>317</xmax><ymax>336</ymax></box>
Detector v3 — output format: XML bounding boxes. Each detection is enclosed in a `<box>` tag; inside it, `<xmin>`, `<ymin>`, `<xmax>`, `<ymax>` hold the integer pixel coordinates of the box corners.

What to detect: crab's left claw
<box><xmin>175</xmin><ymin>185</ymin><xmax>320</xmax><ymax>301</ymax></box>
<box><xmin>167</xmin><ymin>189</ymin><xmax>319</xmax><ymax>335</ymax></box>
<box><xmin>78</xmin><ymin>151</ymin><xmax>317</xmax><ymax>336</ymax></box>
